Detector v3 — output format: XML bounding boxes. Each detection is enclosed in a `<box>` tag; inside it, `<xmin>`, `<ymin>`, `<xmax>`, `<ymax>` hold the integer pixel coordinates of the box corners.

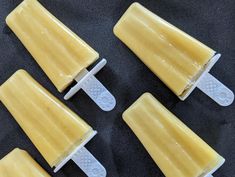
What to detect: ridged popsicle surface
<box><xmin>114</xmin><ymin>3</ymin><xmax>215</xmax><ymax>96</ymax></box>
<box><xmin>0</xmin><ymin>148</ymin><xmax>50</xmax><ymax>177</ymax></box>
<box><xmin>123</xmin><ymin>93</ymin><xmax>224</xmax><ymax>177</ymax></box>
<box><xmin>0</xmin><ymin>70</ymin><xmax>94</xmax><ymax>167</ymax></box>
<box><xmin>6</xmin><ymin>0</ymin><xmax>99</xmax><ymax>92</ymax></box>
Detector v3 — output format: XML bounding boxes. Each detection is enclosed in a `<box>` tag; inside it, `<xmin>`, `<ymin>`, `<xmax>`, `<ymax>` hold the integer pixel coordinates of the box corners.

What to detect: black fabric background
<box><xmin>0</xmin><ymin>0</ymin><xmax>234</xmax><ymax>176</ymax></box>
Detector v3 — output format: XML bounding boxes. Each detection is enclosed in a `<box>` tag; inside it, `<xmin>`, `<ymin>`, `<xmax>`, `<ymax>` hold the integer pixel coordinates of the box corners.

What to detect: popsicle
<box><xmin>6</xmin><ymin>0</ymin><xmax>116</xmax><ymax>111</ymax></box>
<box><xmin>123</xmin><ymin>93</ymin><xmax>225</xmax><ymax>177</ymax></box>
<box><xmin>114</xmin><ymin>2</ymin><xmax>234</xmax><ymax>106</ymax></box>
<box><xmin>0</xmin><ymin>148</ymin><xmax>50</xmax><ymax>177</ymax></box>
<box><xmin>0</xmin><ymin>70</ymin><xmax>106</xmax><ymax>177</ymax></box>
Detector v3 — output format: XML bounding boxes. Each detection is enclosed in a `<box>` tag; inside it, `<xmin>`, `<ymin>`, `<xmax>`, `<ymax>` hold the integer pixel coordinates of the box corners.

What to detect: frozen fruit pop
<box><xmin>114</xmin><ymin>2</ymin><xmax>234</xmax><ymax>106</ymax></box>
<box><xmin>123</xmin><ymin>93</ymin><xmax>225</xmax><ymax>177</ymax></box>
<box><xmin>0</xmin><ymin>148</ymin><xmax>50</xmax><ymax>177</ymax></box>
<box><xmin>6</xmin><ymin>0</ymin><xmax>115</xmax><ymax>111</ymax></box>
<box><xmin>0</xmin><ymin>70</ymin><xmax>106</xmax><ymax>177</ymax></box>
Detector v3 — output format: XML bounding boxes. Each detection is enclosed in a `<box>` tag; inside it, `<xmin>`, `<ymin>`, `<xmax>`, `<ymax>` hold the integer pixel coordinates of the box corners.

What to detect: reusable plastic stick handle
<box><xmin>197</xmin><ymin>72</ymin><xmax>234</xmax><ymax>106</ymax></box>
<box><xmin>203</xmin><ymin>157</ymin><xmax>225</xmax><ymax>177</ymax></box>
<box><xmin>6</xmin><ymin>0</ymin><xmax>116</xmax><ymax>112</ymax></box>
<box><xmin>72</xmin><ymin>147</ymin><xmax>107</xmax><ymax>177</ymax></box>
<box><xmin>64</xmin><ymin>59</ymin><xmax>116</xmax><ymax>111</ymax></box>
<box><xmin>179</xmin><ymin>53</ymin><xmax>234</xmax><ymax>106</ymax></box>
<box><xmin>54</xmin><ymin>131</ymin><xmax>106</xmax><ymax>177</ymax></box>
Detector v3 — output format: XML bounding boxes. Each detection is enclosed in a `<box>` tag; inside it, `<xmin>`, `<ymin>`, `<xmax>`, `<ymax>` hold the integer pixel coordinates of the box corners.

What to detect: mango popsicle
<box><xmin>123</xmin><ymin>93</ymin><xmax>225</xmax><ymax>177</ymax></box>
<box><xmin>6</xmin><ymin>0</ymin><xmax>116</xmax><ymax>111</ymax></box>
<box><xmin>0</xmin><ymin>148</ymin><xmax>50</xmax><ymax>177</ymax></box>
<box><xmin>0</xmin><ymin>70</ymin><xmax>106</xmax><ymax>177</ymax></box>
<box><xmin>114</xmin><ymin>3</ymin><xmax>234</xmax><ymax>106</ymax></box>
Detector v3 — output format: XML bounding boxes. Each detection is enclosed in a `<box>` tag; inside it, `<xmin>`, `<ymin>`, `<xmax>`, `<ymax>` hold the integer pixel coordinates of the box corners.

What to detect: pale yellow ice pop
<box><xmin>0</xmin><ymin>70</ymin><xmax>106</xmax><ymax>176</ymax></box>
<box><xmin>114</xmin><ymin>3</ymin><xmax>234</xmax><ymax>106</ymax></box>
<box><xmin>0</xmin><ymin>148</ymin><xmax>50</xmax><ymax>177</ymax></box>
<box><xmin>6</xmin><ymin>0</ymin><xmax>99</xmax><ymax>92</ymax></box>
<box><xmin>123</xmin><ymin>93</ymin><xmax>225</xmax><ymax>177</ymax></box>
<box><xmin>6</xmin><ymin>0</ymin><xmax>116</xmax><ymax>111</ymax></box>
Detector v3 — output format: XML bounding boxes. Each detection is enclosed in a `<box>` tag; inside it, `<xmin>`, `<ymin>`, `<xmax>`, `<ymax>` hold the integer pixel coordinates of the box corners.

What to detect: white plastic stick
<box><xmin>90</xmin><ymin>59</ymin><xmax>107</xmax><ymax>75</ymax></box>
<box><xmin>72</xmin><ymin>147</ymin><xmax>107</xmax><ymax>177</ymax></box>
<box><xmin>197</xmin><ymin>72</ymin><xmax>234</xmax><ymax>106</ymax></box>
<box><xmin>64</xmin><ymin>59</ymin><xmax>116</xmax><ymax>111</ymax></box>
<box><xmin>54</xmin><ymin>131</ymin><xmax>106</xmax><ymax>177</ymax></box>
<box><xmin>203</xmin><ymin>158</ymin><xmax>225</xmax><ymax>177</ymax></box>
<box><xmin>179</xmin><ymin>54</ymin><xmax>234</xmax><ymax>106</ymax></box>
<box><xmin>54</xmin><ymin>131</ymin><xmax>97</xmax><ymax>172</ymax></box>
<box><xmin>179</xmin><ymin>54</ymin><xmax>221</xmax><ymax>100</ymax></box>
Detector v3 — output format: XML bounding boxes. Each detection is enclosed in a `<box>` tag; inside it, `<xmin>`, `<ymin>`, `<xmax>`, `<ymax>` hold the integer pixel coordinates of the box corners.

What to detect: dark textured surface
<box><xmin>0</xmin><ymin>0</ymin><xmax>234</xmax><ymax>176</ymax></box>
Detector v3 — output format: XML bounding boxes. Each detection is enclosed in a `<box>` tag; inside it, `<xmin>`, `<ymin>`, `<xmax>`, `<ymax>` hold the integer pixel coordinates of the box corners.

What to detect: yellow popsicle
<box><xmin>123</xmin><ymin>93</ymin><xmax>224</xmax><ymax>177</ymax></box>
<box><xmin>0</xmin><ymin>148</ymin><xmax>50</xmax><ymax>177</ymax></box>
<box><xmin>6</xmin><ymin>0</ymin><xmax>99</xmax><ymax>92</ymax></box>
<box><xmin>114</xmin><ymin>3</ymin><xmax>215</xmax><ymax>96</ymax></box>
<box><xmin>0</xmin><ymin>70</ymin><xmax>94</xmax><ymax>168</ymax></box>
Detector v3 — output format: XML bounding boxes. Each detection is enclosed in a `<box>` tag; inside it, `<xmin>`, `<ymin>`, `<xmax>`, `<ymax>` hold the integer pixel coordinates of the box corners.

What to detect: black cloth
<box><xmin>0</xmin><ymin>0</ymin><xmax>234</xmax><ymax>177</ymax></box>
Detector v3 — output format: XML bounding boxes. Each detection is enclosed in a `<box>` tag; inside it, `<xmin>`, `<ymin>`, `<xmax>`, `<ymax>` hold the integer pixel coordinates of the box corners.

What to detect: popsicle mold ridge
<box><xmin>64</xmin><ymin>59</ymin><xmax>116</xmax><ymax>111</ymax></box>
<box><xmin>123</xmin><ymin>93</ymin><xmax>225</xmax><ymax>177</ymax></box>
<box><xmin>114</xmin><ymin>2</ymin><xmax>234</xmax><ymax>106</ymax></box>
<box><xmin>0</xmin><ymin>148</ymin><xmax>50</xmax><ymax>177</ymax></box>
<box><xmin>6</xmin><ymin>0</ymin><xmax>116</xmax><ymax>111</ymax></box>
<box><xmin>0</xmin><ymin>70</ymin><xmax>106</xmax><ymax>177</ymax></box>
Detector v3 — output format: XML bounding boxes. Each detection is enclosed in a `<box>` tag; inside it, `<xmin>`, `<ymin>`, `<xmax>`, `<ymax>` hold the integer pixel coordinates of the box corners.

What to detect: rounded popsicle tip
<box><xmin>113</xmin><ymin>2</ymin><xmax>142</xmax><ymax>36</ymax></box>
<box><xmin>122</xmin><ymin>92</ymin><xmax>153</xmax><ymax>120</ymax></box>
<box><xmin>5</xmin><ymin>14</ymin><xmax>11</xmax><ymax>26</ymax></box>
<box><xmin>16</xmin><ymin>69</ymin><xmax>28</xmax><ymax>75</ymax></box>
<box><xmin>131</xmin><ymin>2</ymin><xmax>142</xmax><ymax>7</ymax></box>
<box><xmin>5</xmin><ymin>8</ymin><xmax>16</xmax><ymax>27</ymax></box>
<box><xmin>142</xmin><ymin>92</ymin><xmax>153</xmax><ymax>98</ymax></box>
<box><xmin>113</xmin><ymin>22</ymin><xmax>119</xmax><ymax>36</ymax></box>
<box><xmin>1</xmin><ymin>69</ymin><xmax>28</xmax><ymax>87</ymax></box>
<box><xmin>5</xmin><ymin>0</ymin><xmax>27</xmax><ymax>26</ymax></box>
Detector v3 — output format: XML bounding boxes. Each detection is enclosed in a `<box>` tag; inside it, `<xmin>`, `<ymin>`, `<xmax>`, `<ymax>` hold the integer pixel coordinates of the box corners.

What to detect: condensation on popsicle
<box><xmin>123</xmin><ymin>93</ymin><xmax>225</xmax><ymax>177</ymax></box>
<box><xmin>0</xmin><ymin>70</ymin><xmax>106</xmax><ymax>177</ymax></box>
<box><xmin>0</xmin><ymin>148</ymin><xmax>50</xmax><ymax>177</ymax></box>
<box><xmin>114</xmin><ymin>3</ymin><xmax>234</xmax><ymax>106</ymax></box>
<box><xmin>6</xmin><ymin>0</ymin><xmax>116</xmax><ymax>111</ymax></box>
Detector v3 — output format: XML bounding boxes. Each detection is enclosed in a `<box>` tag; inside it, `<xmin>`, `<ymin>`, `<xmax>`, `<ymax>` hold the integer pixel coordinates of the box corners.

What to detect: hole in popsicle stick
<box><xmin>219</xmin><ymin>92</ymin><xmax>227</xmax><ymax>100</ymax></box>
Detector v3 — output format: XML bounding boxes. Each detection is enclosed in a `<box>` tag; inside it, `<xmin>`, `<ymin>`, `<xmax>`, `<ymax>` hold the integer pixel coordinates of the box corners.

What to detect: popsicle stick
<box><xmin>205</xmin><ymin>175</ymin><xmax>213</xmax><ymax>177</ymax></box>
<box><xmin>179</xmin><ymin>53</ymin><xmax>221</xmax><ymax>100</ymax></box>
<box><xmin>54</xmin><ymin>131</ymin><xmax>97</xmax><ymax>173</ymax></box>
<box><xmin>204</xmin><ymin>158</ymin><xmax>225</xmax><ymax>177</ymax></box>
<box><xmin>90</xmin><ymin>59</ymin><xmax>107</xmax><ymax>75</ymax></box>
<box><xmin>64</xmin><ymin>59</ymin><xmax>116</xmax><ymax>111</ymax></box>
<box><xmin>197</xmin><ymin>72</ymin><xmax>234</xmax><ymax>106</ymax></box>
<box><xmin>72</xmin><ymin>147</ymin><xmax>107</xmax><ymax>177</ymax></box>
